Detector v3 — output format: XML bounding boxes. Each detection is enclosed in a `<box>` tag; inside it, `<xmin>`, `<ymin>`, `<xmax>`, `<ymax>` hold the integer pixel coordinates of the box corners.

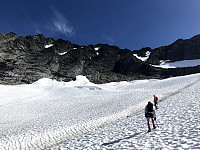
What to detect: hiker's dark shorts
<box><xmin>145</xmin><ymin>113</ymin><xmax>153</xmax><ymax>118</ymax></box>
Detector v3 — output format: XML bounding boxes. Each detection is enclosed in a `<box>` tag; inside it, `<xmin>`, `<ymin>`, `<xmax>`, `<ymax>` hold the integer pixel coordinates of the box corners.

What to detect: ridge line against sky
<box><xmin>0</xmin><ymin>0</ymin><xmax>200</xmax><ymax>50</ymax></box>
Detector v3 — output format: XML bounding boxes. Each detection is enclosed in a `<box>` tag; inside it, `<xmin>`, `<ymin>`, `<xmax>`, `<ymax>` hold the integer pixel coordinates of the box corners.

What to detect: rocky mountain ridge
<box><xmin>133</xmin><ymin>34</ymin><xmax>200</xmax><ymax>65</ymax></box>
<box><xmin>0</xmin><ymin>32</ymin><xmax>200</xmax><ymax>84</ymax></box>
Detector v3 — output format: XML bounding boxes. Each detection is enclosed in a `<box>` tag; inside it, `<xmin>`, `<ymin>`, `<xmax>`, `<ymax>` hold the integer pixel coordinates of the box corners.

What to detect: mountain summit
<box><xmin>0</xmin><ymin>32</ymin><xmax>200</xmax><ymax>84</ymax></box>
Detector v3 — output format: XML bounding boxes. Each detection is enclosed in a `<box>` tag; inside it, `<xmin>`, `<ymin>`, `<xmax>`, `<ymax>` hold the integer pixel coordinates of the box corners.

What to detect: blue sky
<box><xmin>1</xmin><ymin>0</ymin><xmax>200</xmax><ymax>50</ymax></box>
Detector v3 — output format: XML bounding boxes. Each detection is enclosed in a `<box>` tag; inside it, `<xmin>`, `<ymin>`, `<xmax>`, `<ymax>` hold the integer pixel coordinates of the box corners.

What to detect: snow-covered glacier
<box><xmin>0</xmin><ymin>74</ymin><xmax>200</xmax><ymax>149</ymax></box>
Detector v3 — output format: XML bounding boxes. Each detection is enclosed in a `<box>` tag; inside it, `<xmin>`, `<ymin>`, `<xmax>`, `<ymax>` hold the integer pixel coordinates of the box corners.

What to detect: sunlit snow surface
<box><xmin>153</xmin><ymin>59</ymin><xmax>200</xmax><ymax>68</ymax></box>
<box><xmin>53</xmin><ymin>76</ymin><xmax>200</xmax><ymax>150</ymax></box>
<box><xmin>58</xmin><ymin>52</ymin><xmax>68</xmax><ymax>55</ymax></box>
<box><xmin>44</xmin><ymin>44</ymin><xmax>53</xmax><ymax>48</ymax></box>
<box><xmin>133</xmin><ymin>51</ymin><xmax>151</xmax><ymax>62</ymax></box>
<box><xmin>0</xmin><ymin>75</ymin><xmax>200</xmax><ymax>149</ymax></box>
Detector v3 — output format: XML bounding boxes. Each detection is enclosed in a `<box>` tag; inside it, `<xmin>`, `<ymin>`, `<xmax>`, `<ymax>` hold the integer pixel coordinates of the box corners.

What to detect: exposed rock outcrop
<box><xmin>0</xmin><ymin>32</ymin><xmax>200</xmax><ymax>85</ymax></box>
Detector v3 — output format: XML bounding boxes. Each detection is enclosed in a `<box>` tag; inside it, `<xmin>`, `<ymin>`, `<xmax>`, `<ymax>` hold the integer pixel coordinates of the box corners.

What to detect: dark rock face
<box><xmin>145</xmin><ymin>35</ymin><xmax>200</xmax><ymax>65</ymax></box>
<box><xmin>0</xmin><ymin>33</ymin><xmax>134</xmax><ymax>84</ymax></box>
<box><xmin>132</xmin><ymin>47</ymin><xmax>152</xmax><ymax>57</ymax></box>
<box><xmin>0</xmin><ymin>32</ymin><xmax>200</xmax><ymax>85</ymax></box>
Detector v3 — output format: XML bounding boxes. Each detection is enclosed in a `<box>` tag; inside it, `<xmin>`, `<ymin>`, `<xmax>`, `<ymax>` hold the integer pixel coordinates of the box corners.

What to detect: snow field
<box><xmin>153</xmin><ymin>59</ymin><xmax>200</xmax><ymax>68</ymax></box>
<box><xmin>50</xmin><ymin>75</ymin><xmax>200</xmax><ymax>150</ymax></box>
<box><xmin>0</xmin><ymin>74</ymin><xmax>200</xmax><ymax>149</ymax></box>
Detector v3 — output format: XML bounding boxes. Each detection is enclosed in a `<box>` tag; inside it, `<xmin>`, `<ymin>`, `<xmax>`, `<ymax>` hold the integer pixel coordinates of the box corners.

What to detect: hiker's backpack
<box><xmin>154</xmin><ymin>97</ymin><xmax>158</xmax><ymax>102</ymax></box>
<box><xmin>147</xmin><ymin>102</ymin><xmax>153</xmax><ymax>112</ymax></box>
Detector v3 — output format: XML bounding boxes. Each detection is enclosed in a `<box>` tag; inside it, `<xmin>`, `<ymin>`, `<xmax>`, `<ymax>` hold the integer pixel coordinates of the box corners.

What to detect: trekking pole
<box><xmin>154</xmin><ymin>119</ymin><xmax>159</xmax><ymax>128</ymax></box>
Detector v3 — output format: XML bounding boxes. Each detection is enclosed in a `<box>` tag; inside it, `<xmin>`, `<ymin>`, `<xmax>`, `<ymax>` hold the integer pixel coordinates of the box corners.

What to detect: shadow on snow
<box><xmin>102</xmin><ymin>132</ymin><xmax>142</xmax><ymax>146</ymax></box>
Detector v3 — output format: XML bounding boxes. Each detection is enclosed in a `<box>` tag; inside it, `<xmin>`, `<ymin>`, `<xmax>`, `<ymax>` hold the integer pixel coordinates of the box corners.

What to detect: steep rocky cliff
<box><xmin>0</xmin><ymin>32</ymin><xmax>200</xmax><ymax>84</ymax></box>
<box><xmin>133</xmin><ymin>34</ymin><xmax>200</xmax><ymax>65</ymax></box>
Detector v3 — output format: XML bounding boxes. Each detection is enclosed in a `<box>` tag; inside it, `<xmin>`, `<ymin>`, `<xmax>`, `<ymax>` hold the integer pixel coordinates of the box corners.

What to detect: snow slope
<box><xmin>152</xmin><ymin>59</ymin><xmax>200</xmax><ymax>68</ymax></box>
<box><xmin>0</xmin><ymin>74</ymin><xmax>200</xmax><ymax>149</ymax></box>
<box><xmin>51</xmin><ymin>76</ymin><xmax>200</xmax><ymax>149</ymax></box>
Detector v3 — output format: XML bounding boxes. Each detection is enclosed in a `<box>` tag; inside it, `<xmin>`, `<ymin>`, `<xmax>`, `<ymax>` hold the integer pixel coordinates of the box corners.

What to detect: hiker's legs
<box><xmin>155</xmin><ymin>103</ymin><xmax>158</xmax><ymax>109</ymax></box>
<box><xmin>147</xmin><ymin>117</ymin><xmax>151</xmax><ymax>131</ymax></box>
<box><xmin>147</xmin><ymin>117</ymin><xmax>150</xmax><ymax>127</ymax></box>
<box><xmin>152</xmin><ymin>118</ymin><xmax>156</xmax><ymax>129</ymax></box>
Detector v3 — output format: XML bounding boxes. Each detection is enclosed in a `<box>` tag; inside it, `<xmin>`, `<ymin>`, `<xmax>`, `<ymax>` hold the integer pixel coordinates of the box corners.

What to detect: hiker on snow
<box><xmin>154</xmin><ymin>95</ymin><xmax>158</xmax><ymax>109</ymax></box>
<box><xmin>145</xmin><ymin>101</ymin><xmax>156</xmax><ymax>132</ymax></box>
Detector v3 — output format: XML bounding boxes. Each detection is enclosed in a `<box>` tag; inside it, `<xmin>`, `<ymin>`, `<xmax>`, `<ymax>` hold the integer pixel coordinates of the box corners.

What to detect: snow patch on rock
<box><xmin>44</xmin><ymin>44</ymin><xmax>53</xmax><ymax>48</ymax></box>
